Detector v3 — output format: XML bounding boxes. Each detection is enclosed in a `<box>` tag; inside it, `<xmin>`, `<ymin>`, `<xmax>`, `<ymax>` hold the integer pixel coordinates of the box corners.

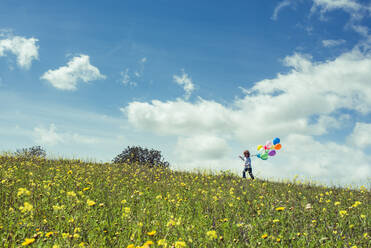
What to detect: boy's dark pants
<box><xmin>243</xmin><ymin>167</ymin><xmax>254</xmax><ymax>179</ymax></box>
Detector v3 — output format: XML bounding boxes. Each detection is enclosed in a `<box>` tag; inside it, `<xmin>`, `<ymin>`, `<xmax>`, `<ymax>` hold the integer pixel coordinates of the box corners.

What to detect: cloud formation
<box><xmin>34</xmin><ymin>123</ymin><xmax>101</xmax><ymax>146</ymax></box>
<box><xmin>272</xmin><ymin>0</ymin><xmax>293</xmax><ymax>20</ymax></box>
<box><xmin>173</xmin><ymin>70</ymin><xmax>195</xmax><ymax>100</ymax></box>
<box><xmin>322</xmin><ymin>39</ymin><xmax>346</xmax><ymax>47</ymax></box>
<box><xmin>41</xmin><ymin>55</ymin><xmax>106</xmax><ymax>90</ymax></box>
<box><xmin>0</xmin><ymin>35</ymin><xmax>39</xmax><ymax>69</ymax></box>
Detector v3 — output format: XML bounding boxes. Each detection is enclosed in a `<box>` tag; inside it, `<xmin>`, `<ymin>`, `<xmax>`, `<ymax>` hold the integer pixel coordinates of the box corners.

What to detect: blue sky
<box><xmin>1</xmin><ymin>0</ymin><xmax>370</xmax><ymax>187</ymax></box>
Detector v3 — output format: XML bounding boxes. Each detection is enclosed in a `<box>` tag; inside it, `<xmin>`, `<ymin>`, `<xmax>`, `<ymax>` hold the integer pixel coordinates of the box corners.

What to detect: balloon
<box><xmin>266</xmin><ymin>140</ymin><xmax>272</xmax><ymax>148</ymax></box>
<box><xmin>257</xmin><ymin>145</ymin><xmax>263</xmax><ymax>151</ymax></box>
<box><xmin>275</xmin><ymin>144</ymin><xmax>282</xmax><ymax>150</ymax></box>
<box><xmin>263</xmin><ymin>145</ymin><xmax>267</xmax><ymax>150</ymax></box>
<box><xmin>273</xmin><ymin>138</ymin><xmax>280</xmax><ymax>145</ymax></box>
<box><xmin>257</xmin><ymin>154</ymin><xmax>261</xmax><ymax>158</ymax></box>
<box><xmin>261</xmin><ymin>153</ymin><xmax>268</xmax><ymax>160</ymax></box>
<box><xmin>268</xmin><ymin>150</ymin><xmax>276</xmax><ymax>156</ymax></box>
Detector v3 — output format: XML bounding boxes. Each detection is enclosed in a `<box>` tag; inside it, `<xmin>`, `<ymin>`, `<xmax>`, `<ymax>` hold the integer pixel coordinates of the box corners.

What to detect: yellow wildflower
<box><xmin>45</xmin><ymin>231</ymin><xmax>53</xmax><ymax>237</ymax></box>
<box><xmin>67</xmin><ymin>191</ymin><xmax>77</xmax><ymax>197</ymax></box>
<box><xmin>19</xmin><ymin>202</ymin><xmax>33</xmax><ymax>213</ymax></box>
<box><xmin>334</xmin><ymin>201</ymin><xmax>340</xmax><ymax>206</ymax></box>
<box><xmin>17</xmin><ymin>188</ymin><xmax>31</xmax><ymax>197</ymax></box>
<box><xmin>87</xmin><ymin>199</ymin><xmax>96</xmax><ymax>206</ymax></box>
<box><xmin>157</xmin><ymin>239</ymin><xmax>167</xmax><ymax>247</ymax></box>
<box><xmin>127</xmin><ymin>244</ymin><xmax>135</xmax><ymax>248</ymax></box>
<box><xmin>174</xmin><ymin>241</ymin><xmax>186</xmax><ymax>248</ymax></box>
<box><xmin>206</xmin><ymin>230</ymin><xmax>217</xmax><ymax>240</ymax></box>
<box><xmin>352</xmin><ymin>201</ymin><xmax>361</xmax><ymax>208</ymax></box>
<box><xmin>261</xmin><ymin>234</ymin><xmax>268</xmax><ymax>239</ymax></box>
<box><xmin>275</xmin><ymin>207</ymin><xmax>285</xmax><ymax>211</ymax></box>
<box><xmin>147</xmin><ymin>230</ymin><xmax>156</xmax><ymax>236</ymax></box>
<box><xmin>22</xmin><ymin>238</ymin><xmax>35</xmax><ymax>246</ymax></box>
<box><xmin>273</xmin><ymin>219</ymin><xmax>280</xmax><ymax>223</ymax></box>
<box><xmin>339</xmin><ymin>210</ymin><xmax>347</xmax><ymax>217</ymax></box>
<box><xmin>143</xmin><ymin>240</ymin><xmax>154</xmax><ymax>247</ymax></box>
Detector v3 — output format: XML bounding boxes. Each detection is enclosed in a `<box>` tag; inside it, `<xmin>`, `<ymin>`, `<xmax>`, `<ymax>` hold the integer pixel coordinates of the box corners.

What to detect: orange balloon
<box><xmin>275</xmin><ymin>144</ymin><xmax>282</xmax><ymax>150</ymax></box>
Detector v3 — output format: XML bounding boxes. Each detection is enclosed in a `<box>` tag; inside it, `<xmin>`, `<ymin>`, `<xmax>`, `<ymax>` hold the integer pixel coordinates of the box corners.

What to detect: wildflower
<box><xmin>352</xmin><ymin>201</ymin><xmax>362</xmax><ymax>208</ymax></box>
<box><xmin>87</xmin><ymin>199</ymin><xmax>96</xmax><ymax>206</ymax></box>
<box><xmin>157</xmin><ymin>239</ymin><xmax>167</xmax><ymax>247</ymax></box>
<box><xmin>45</xmin><ymin>231</ymin><xmax>53</xmax><ymax>237</ymax></box>
<box><xmin>261</xmin><ymin>234</ymin><xmax>268</xmax><ymax>239</ymax></box>
<box><xmin>174</xmin><ymin>241</ymin><xmax>186</xmax><ymax>248</ymax></box>
<box><xmin>339</xmin><ymin>210</ymin><xmax>347</xmax><ymax>217</ymax></box>
<box><xmin>52</xmin><ymin>245</ymin><xmax>60</xmax><ymax>248</ymax></box>
<box><xmin>275</xmin><ymin>207</ymin><xmax>285</xmax><ymax>211</ymax></box>
<box><xmin>364</xmin><ymin>233</ymin><xmax>369</xmax><ymax>238</ymax></box>
<box><xmin>79</xmin><ymin>242</ymin><xmax>86</xmax><ymax>247</ymax></box>
<box><xmin>22</xmin><ymin>238</ymin><xmax>35</xmax><ymax>246</ymax></box>
<box><xmin>206</xmin><ymin>230</ymin><xmax>218</xmax><ymax>240</ymax></box>
<box><xmin>273</xmin><ymin>219</ymin><xmax>280</xmax><ymax>223</ymax></box>
<box><xmin>121</xmin><ymin>200</ymin><xmax>127</xmax><ymax>204</ymax></box>
<box><xmin>127</xmin><ymin>245</ymin><xmax>135</xmax><ymax>248</ymax></box>
<box><xmin>305</xmin><ymin>203</ymin><xmax>312</xmax><ymax>210</ymax></box>
<box><xmin>147</xmin><ymin>230</ymin><xmax>156</xmax><ymax>236</ymax></box>
<box><xmin>67</xmin><ymin>191</ymin><xmax>77</xmax><ymax>197</ymax></box>
<box><xmin>124</xmin><ymin>207</ymin><xmax>131</xmax><ymax>213</ymax></box>
<box><xmin>19</xmin><ymin>202</ymin><xmax>33</xmax><ymax>213</ymax></box>
<box><xmin>68</xmin><ymin>170</ymin><xmax>72</xmax><ymax>174</ymax></box>
<box><xmin>334</xmin><ymin>201</ymin><xmax>340</xmax><ymax>206</ymax></box>
<box><xmin>361</xmin><ymin>214</ymin><xmax>366</xmax><ymax>219</ymax></box>
<box><xmin>143</xmin><ymin>240</ymin><xmax>154</xmax><ymax>247</ymax></box>
<box><xmin>17</xmin><ymin>188</ymin><xmax>31</xmax><ymax>197</ymax></box>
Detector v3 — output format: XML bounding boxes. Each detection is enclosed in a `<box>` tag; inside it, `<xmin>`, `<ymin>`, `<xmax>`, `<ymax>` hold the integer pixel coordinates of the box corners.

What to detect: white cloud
<box><xmin>173</xmin><ymin>70</ymin><xmax>195</xmax><ymax>100</ymax></box>
<box><xmin>347</xmin><ymin>122</ymin><xmax>371</xmax><ymax>148</ymax></box>
<box><xmin>41</xmin><ymin>55</ymin><xmax>106</xmax><ymax>90</ymax></box>
<box><xmin>272</xmin><ymin>0</ymin><xmax>293</xmax><ymax>20</ymax></box>
<box><xmin>322</xmin><ymin>39</ymin><xmax>346</xmax><ymax>47</ymax></box>
<box><xmin>311</xmin><ymin>0</ymin><xmax>371</xmax><ymax>22</ymax></box>
<box><xmin>120</xmin><ymin>68</ymin><xmax>137</xmax><ymax>86</ymax></box>
<box><xmin>33</xmin><ymin>123</ymin><xmax>101</xmax><ymax>146</ymax></box>
<box><xmin>175</xmin><ymin>135</ymin><xmax>230</xmax><ymax>161</ymax></box>
<box><xmin>0</xmin><ymin>35</ymin><xmax>39</xmax><ymax>69</ymax></box>
<box><xmin>34</xmin><ymin>124</ymin><xmax>64</xmax><ymax>145</ymax></box>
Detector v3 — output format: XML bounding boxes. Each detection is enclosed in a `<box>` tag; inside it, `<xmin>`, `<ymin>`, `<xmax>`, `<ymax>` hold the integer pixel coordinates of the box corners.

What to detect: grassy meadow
<box><xmin>0</xmin><ymin>155</ymin><xmax>369</xmax><ymax>247</ymax></box>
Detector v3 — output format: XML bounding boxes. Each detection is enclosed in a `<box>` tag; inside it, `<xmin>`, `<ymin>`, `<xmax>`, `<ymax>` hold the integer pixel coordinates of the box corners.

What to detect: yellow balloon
<box><xmin>257</xmin><ymin>145</ymin><xmax>263</xmax><ymax>151</ymax></box>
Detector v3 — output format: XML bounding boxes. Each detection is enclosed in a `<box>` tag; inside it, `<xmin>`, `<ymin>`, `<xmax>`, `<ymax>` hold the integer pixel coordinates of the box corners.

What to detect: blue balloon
<box><xmin>273</xmin><ymin>137</ymin><xmax>280</xmax><ymax>145</ymax></box>
<box><xmin>257</xmin><ymin>154</ymin><xmax>261</xmax><ymax>158</ymax></box>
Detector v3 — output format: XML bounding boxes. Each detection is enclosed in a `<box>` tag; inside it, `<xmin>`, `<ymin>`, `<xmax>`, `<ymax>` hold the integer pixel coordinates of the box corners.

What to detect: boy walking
<box><xmin>239</xmin><ymin>150</ymin><xmax>254</xmax><ymax>179</ymax></box>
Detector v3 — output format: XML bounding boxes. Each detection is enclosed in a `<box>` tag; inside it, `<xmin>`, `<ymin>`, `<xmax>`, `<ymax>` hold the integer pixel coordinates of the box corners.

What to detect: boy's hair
<box><xmin>243</xmin><ymin>150</ymin><xmax>250</xmax><ymax>157</ymax></box>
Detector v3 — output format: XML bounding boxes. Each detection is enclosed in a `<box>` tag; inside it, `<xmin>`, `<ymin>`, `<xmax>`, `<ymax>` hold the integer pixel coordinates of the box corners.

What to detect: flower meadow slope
<box><xmin>0</xmin><ymin>155</ymin><xmax>369</xmax><ymax>247</ymax></box>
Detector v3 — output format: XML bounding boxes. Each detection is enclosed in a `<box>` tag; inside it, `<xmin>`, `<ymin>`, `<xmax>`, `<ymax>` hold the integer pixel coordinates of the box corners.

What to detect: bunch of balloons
<box><xmin>256</xmin><ymin>137</ymin><xmax>282</xmax><ymax>160</ymax></box>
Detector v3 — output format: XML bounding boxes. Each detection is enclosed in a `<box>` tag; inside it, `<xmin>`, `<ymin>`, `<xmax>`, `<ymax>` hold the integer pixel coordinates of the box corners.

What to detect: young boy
<box><xmin>239</xmin><ymin>150</ymin><xmax>255</xmax><ymax>179</ymax></box>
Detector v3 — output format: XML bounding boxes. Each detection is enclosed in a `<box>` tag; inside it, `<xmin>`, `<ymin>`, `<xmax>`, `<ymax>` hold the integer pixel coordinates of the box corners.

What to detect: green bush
<box><xmin>112</xmin><ymin>146</ymin><xmax>170</xmax><ymax>168</ymax></box>
<box><xmin>14</xmin><ymin>145</ymin><xmax>46</xmax><ymax>158</ymax></box>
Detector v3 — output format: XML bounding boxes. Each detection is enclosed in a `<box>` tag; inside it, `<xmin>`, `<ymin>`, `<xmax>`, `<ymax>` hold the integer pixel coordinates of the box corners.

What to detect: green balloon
<box><xmin>261</xmin><ymin>153</ymin><xmax>268</xmax><ymax>160</ymax></box>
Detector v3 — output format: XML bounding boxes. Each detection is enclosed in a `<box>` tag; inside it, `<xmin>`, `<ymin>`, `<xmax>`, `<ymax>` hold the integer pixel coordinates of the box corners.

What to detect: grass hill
<box><xmin>0</xmin><ymin>155</ymin><xmax>369</xmax><ymax>247</ymax></box>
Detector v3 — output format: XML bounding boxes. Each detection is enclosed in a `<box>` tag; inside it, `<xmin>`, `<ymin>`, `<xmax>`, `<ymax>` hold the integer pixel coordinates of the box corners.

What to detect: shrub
<box><xmin>112</xmin><ymin>146</ymin><xmax>170</xmax><ymax>168</ymax></box>
<box><xmin>14</xmin><ymin>145</ymin><xmax>46</xmax><ymax>158</ymax></box>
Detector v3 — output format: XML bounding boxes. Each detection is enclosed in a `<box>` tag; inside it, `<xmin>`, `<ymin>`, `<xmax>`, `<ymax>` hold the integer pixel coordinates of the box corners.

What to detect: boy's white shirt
<box><xmin>239</xmin><ymin>156</ymin><xmax>251</xmax><ymax>169</ymax></box>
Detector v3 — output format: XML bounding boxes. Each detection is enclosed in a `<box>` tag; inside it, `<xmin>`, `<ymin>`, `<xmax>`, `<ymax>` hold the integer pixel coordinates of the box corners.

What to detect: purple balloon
<box><xmin>268</xmin><ymin>150</ymin><xmax>276</xmax><ymax>156</ymax></box>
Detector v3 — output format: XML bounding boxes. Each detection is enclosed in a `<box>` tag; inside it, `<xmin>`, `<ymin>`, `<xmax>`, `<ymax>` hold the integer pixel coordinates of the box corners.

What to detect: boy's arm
<box><xmin>239</xmin><ymin>155</ymin><xmax>244</xmax><ymax>161</ymax></box>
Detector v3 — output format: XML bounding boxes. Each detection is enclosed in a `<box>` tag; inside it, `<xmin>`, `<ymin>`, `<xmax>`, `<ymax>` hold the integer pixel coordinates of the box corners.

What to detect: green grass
<box><xmin>0</xmin><ymin>155</ymin><xmax>369</xmax><ymax>247</ymax></box>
